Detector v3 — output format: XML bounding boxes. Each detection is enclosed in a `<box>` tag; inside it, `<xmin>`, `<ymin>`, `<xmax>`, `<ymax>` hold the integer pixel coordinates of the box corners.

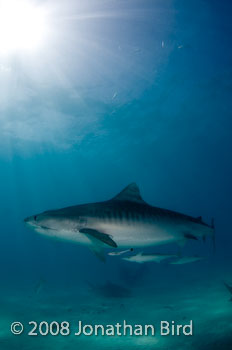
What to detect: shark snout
<box><xmin>24</xmin><ymin>214</ymin><xmax>55</xmax><ymax>232</ymax></box>
<box><xmin>24</xmin><ymin>215</ymin><xmax>37</xmax><ymax>226</ymax></box>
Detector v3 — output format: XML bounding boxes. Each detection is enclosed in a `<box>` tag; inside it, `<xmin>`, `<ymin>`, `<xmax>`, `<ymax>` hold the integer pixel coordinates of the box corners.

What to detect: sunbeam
<box><xmin>0</xmin><ymin>0</ymin><xmax>47</xmax><ymax>54</ymax></box>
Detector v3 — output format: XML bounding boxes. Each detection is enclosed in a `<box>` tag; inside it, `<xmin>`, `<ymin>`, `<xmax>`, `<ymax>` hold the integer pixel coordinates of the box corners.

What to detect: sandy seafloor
<box><xmin>1</xmin><ymin>259</ymin><xmax>231</xmax><ymax>350</ymax></box>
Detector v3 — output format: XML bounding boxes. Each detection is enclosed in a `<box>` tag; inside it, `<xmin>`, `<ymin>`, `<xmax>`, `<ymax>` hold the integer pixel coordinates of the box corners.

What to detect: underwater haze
<box><xmin>0</xmin><ymin>0</ymin><xmax>232</xmax><ymax>349</ymax></box>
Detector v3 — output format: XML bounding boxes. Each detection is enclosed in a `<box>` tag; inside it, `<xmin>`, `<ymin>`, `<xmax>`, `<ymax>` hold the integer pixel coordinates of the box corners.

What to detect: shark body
<box><xmin>24</xmin><ymin>183</ymin><xmax>214</xmax><ymax>260</ymax></box>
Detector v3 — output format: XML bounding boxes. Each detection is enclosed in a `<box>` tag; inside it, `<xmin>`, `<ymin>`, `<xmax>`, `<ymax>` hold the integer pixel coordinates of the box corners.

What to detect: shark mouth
<box><xmin>25</xmin><ymin>220</ymin><xmax>57</xmax><ymax>232</ymax></box>
<box><xmin>34</xmin><ymin>225</ymin><xmax>58</xmax><ymax>231</ymax></box>
<box><xmin>39</xmin><ymin>225</ymin><xmax>57</xmax><ymax>231</ymax></box>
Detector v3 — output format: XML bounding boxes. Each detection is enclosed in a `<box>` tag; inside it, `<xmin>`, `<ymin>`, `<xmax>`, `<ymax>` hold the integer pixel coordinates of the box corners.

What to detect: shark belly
<box><xmin>87</xmin><ymin>218</ymin><xmax>179</xmax><ymax>248</ymax></box>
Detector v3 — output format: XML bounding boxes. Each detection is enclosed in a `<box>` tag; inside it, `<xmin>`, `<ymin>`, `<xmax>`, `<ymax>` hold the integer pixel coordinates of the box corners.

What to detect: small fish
<box><xmin>34</xmin><ymin>278</ymin><xmax>46</xmax><ymax>295</ymax></box>
<box><xmin>112</xmin><ymin>92</ymin><xmax>117</xmax><ymax>100</ymax></box>
<box><xmin>122</xmin><ymin>252</ymin><xmax>178</xmax><ymax>264</ymax></box>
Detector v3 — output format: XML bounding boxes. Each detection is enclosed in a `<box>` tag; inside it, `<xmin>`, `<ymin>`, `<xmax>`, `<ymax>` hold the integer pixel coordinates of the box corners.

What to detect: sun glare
<box><xmin>0</xmin><ymin>0</ymin><xmax>46</xmax><ymax>54</ymax></box>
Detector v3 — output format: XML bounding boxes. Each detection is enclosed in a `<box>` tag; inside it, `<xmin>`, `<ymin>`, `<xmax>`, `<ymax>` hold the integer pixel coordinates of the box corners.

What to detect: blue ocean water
<box><xmin>0</xmin><ymin>0</ymin><xmax>232</xmax><ymax>349</ymax></box>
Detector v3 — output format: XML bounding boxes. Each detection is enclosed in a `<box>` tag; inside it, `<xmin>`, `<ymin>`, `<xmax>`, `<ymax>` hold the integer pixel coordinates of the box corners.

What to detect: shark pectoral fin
<box><xmin>89</xmin><ymin>243</ymin><xmax>106</xmax><ymax>262</ymax></box>
<box><xmin>184</xmin><ymin>233</ymin><xmax>198</xmax><ymax>240</ymax></box>
<box><xmin>79</xmin><ymin>228</ymin><xmax>118</xmax><ymax>248</ymax></box>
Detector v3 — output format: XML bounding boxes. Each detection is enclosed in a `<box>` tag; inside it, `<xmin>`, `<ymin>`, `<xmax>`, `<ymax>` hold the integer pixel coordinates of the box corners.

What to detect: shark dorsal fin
<box><xmin>112</xmin><ymin>183</ymin><xmax>145</xmax><ymax>204</ymax></box>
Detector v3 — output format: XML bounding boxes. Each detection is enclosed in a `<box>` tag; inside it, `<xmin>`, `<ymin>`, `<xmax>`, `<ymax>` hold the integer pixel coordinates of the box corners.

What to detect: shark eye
<box><xmin>34</xmin><ymin>216</ymin><xmax>37</xmax><ymax>221</ymax></box>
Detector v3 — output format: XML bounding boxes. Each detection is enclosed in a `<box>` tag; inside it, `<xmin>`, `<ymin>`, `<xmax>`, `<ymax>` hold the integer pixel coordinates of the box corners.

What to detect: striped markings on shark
<box><xmin>24</xmin><ymin>183</ymin><xmax>215</xmax><ymax>261</ymax></box>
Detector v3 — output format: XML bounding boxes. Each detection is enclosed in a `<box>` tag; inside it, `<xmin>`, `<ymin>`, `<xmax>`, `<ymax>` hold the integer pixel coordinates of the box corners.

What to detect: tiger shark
<box><xmin>24</xmin><ymin>183</ymin><xmax>214</xmax><ymax>261</ymax></box>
